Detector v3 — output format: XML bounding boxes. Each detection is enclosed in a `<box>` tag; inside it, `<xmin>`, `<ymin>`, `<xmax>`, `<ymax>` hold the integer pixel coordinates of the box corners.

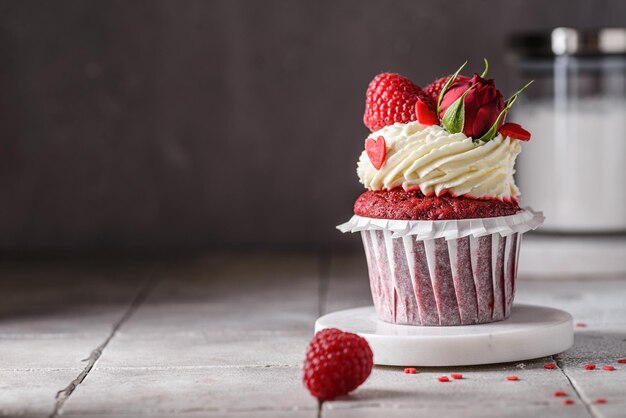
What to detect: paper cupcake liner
<box><xmin>337</xmin><ymin>208</ymin><xmax>544</xmax><ymax>240</ymax></box>
<box><xmin>338</xmin><ymin>209</ymin><xmax>543</xmax><ymax>326</ymax></box>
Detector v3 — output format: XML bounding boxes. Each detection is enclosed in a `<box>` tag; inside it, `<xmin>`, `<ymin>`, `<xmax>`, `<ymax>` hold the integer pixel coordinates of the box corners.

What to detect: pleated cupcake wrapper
<box><xmin>337</xmin><ymin>208</ymin><xmax>544</xmax><ymax>240</ymax></box>
<box><xmin>338</xmin><ymin>209</ymin><xmax>544</xmax><ymax>326</ymax></box>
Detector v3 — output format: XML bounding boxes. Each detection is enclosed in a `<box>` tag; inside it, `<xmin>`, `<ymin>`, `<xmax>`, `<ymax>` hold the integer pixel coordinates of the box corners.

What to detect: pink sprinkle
<box><xmin>404</xmin><ymin>367</ymin><xmax>416</xmax><ymax>374</ymax></box>
<box><xmin>506</xmin><ymin>375</ymin><xmax>519</xmax><ymax>381</ymax></box>
<box><xmin>583</xmin><ymin>364</ymin><xmax>596</xmax><ymax>370</ymax></box>
<box><xmin>450</xmin><ymin>373</ymin><xmax>463</xmax><ymax>380</ymax></box>
<box><xmin>594</xmin><ymin>398</ymin><xmax>607</xmax><ymax>404</ymax></box>
<box><xmin>544</xmin><ymin>364</ymin><xmax>557</xmax><ymax>370</ymax></box>
<box><xmin>553</xmin><ymin>391</ymin><xmax>567</xmax><ymax>397</ymax></box>
<box><xmin>603</xmin><ymin>366</ymin><xmax>616</xmax><ymax>371</ymax></box>
<box><xmin>438</xmin><ymin>376</ymin><xmax>449</xmax><ymax>382</ymax></box>
<box><xmin>618</xmin><ymin>359</ymin><xmax>626</xmax><ymax>364</ymax></box>
<box><xmin>562</xmin><ymin>399</ymin><xmax>575</xmax><ymax>405</ymax></box>
<box><xmin>575</xmin><ymin>322</ymin><xmax>587</xmax><ymax>328</ymax></box>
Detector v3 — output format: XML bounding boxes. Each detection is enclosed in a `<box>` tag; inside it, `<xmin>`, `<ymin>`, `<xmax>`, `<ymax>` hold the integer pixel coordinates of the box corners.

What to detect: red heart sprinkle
<box><xmin>404</xmin><ymin>367</ymin><xmax>416</xmax><ymax>374</ymax></box>
<box><xmin>365</xmin><ymin>136</ymin><xmax>386</xmax><ymax>170</ymax></box>
<box><xmin>499</xmin><ymin>122</ymin><xmax>531</xmax><ymax>141</ymax></box>
<box><xmin>415</xmin><ymin>100</ymin><xmax>439</xmax><ymax>126</ymax></box>
<box><xmin>544</xmin><ymin>364</ymin><xmax>557</xmax><ymax>369</ymax></box>
<box><xmin>603</xmin><ymin>365</ymin><xmax>616</xmax><ymax>371</ymax></box>
<box><xmin>506</xmin><ymin>375</ymin><xmax>519</xmax><ymax>381</ymax></box>
<box><xmin>575</xmin><ymin>322</ymin><xmax>587</xmax><ymax>328</ymax></box>
<box><xmin>438</xmin><ymin>376</ymin><xmax>450</xmax><ymax>382</ymax></box>
<box><xmin>553</xmin><ymin>391</ymin><xmax>567</xmax><ymax>397</ymax></box>
<box><xmin>450</xmin><ymin>373</ymin><xmax>463</xmax><ymax>380</ymax></box>
<box><xmin>594</xmin><ymin>398</ymin><xmax>607</xmax><ymax>404</ymax></box>
<box><xmin>562</xmin><ymin>399</ymin><xmax>575</xmax><ymax>405</ymax></box>
<box><xmin>618</xmin><ymin>359</ymin><xmax>626</xmax><ymax>364</ymax></box>
<box><xmin>583</xmin><ymin>364</ymin><xmax>596</xmax><ymax>370</ymax></box>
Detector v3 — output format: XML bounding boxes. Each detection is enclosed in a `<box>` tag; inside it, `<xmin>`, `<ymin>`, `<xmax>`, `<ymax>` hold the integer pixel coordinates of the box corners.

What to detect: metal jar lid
<box><xmin>509</xmin><ymin>28</ymin><xmax>626</xmax><ymax>57</ymax></box>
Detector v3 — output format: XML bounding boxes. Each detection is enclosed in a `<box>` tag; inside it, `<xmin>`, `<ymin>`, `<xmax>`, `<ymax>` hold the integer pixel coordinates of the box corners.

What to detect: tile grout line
<box><xmin>48</xmin><ymin>271</ymin><xmax>159</xmax><ymax>418</ymax></box>
<box><xmin>553</xmin><ymin>354</ymin><xmax>597</xmax><ymax>418</ymax></box>
<box><xmin>317</xmin><ymin>250</ymin><xmax>331</xmax><ymax>418</ymax></box>
<box><xmin>317</xmin><ymin>249</ymin><xmax>331</xmax><ymax>318</ymax></box>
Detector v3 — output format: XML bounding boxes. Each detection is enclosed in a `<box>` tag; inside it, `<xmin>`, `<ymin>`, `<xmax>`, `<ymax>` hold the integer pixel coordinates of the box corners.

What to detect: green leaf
<box><xmin>505</xmin><ymin>79</ymin><xmax>534</xmax><ymax>106</ymax></box>
<box><xmin>480</xmin><ymin>58</ymin><xmax>489</xmax><ymax>78</ymax></box>
<box><xmin>475</xmin><ymin>79</ymin><xmax>535</xmax><ymax>143</ymax></box>
<box><xmin>441</xmin><ymin>83</ymin><xmax>477</xmax><ymax>134</ymax></box>
<box><xmin>441</xmin><ymin>96</ymin><xmax>465</xmax><ymax>134</ymax></box>
<box><xmin>437</xmin><ymin>60</ymin><xmax>468</xmax><ymax>116</ymax></box>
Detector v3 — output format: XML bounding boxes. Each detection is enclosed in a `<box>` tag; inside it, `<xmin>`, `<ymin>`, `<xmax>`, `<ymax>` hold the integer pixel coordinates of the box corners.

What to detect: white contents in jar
<box><xmin>514</xmin><ymin>98</ymin><xmax>626</xmax><ymax>232</ymax></box>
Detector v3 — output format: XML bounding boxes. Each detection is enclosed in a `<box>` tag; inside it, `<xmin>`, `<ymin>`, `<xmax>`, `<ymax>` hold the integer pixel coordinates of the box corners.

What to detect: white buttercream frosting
<box><xmin>357</xmin><ymin>122</ymin><xmax>521</xmax><ymax>200</ymax></box>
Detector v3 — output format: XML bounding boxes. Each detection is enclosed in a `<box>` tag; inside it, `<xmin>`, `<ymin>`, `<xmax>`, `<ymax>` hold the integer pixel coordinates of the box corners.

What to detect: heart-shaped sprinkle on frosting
<box><xmin>365</xmin><ymin>136</ymin><xmax>386</xmax><ymax>170</ymax></box>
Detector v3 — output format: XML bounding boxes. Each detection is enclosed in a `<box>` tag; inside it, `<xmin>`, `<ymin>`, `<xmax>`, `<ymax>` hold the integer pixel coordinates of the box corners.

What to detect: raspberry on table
<box><xmin>303</xmin><ymin>328</ymin><xmax>373</xmax><ymax>401</ymax></box>
<box><xmin>363</xmin><ymin>73</ymin><xmax>434</xmax><ymax>132</ymax></box>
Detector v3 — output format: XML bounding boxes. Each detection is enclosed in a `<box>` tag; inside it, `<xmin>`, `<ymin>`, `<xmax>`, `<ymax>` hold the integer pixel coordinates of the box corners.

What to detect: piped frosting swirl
<box><xmin>357</xmin><ymin>121</ymin><xmax>521</xmax><ymax>200</ymax></box>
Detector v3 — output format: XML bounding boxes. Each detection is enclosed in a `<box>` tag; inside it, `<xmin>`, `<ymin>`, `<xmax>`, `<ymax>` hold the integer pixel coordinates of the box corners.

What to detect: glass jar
<box><xmin>508</xmin><ymin>28</ymin><xmax>626</xmax><ymax>233</ymax></box>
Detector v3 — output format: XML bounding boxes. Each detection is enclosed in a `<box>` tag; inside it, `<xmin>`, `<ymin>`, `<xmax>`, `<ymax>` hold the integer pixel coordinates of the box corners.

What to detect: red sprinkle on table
<box><xmin>506</xmin><ymin>376</ymin><xmax>519</xmax><ymax>381</ymax></box>
<box><xmin>544</xmin><ymin>364</ymin><xmax>557</xmax><ymax>369</ymax></box>
<box><xmin>594</xmin><ymin>398</ymin><xmax>607</xmax><ymax>404</ymax></box>
<box><xmin>438</xmin><ymin>376</ymin><xmax>450</xmax><ymax>382</ymax></box>
<box><xmin>603</xmin><ymin>366</ymin><xmax>616</xmax><ymax>371</ymax></box>
<box><xmin>553</xmin><ymin>391</ymin><xmax>567</xmax><ymax>397</ymax></box>
<box><xmin>404</xmin><ymin>368</ymin><xmax>416</xmax><ymax>374</ymax></box>
<box><xmin>450</xmin><ymin>373</ymin><xmax>463</xmax><ymax>380</ymax></box>
<box><xmin>562</xmin><ymin>399</ymin><xmax>575</xmax><ymax>405</ymax></box>
<box><xmin>618</xmin><ymin>359</ymin><xmax>626</xmax><ymax>364</ymax></box>
<box><xmin>575</xmin><ymin>322</ymin><xmax>587</xmax><ymax>328</ymax></box>
<box><xmin>583</xmin><ymin>364</ymin><xmax>596</xmax><ymax>370</ymax></box>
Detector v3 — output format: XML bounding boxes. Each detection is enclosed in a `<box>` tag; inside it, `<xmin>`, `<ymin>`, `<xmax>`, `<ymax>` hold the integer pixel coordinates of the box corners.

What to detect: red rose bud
<box><xmin>439</xmin><ymin>73</ymin><xmax>505</xmax><ymax>139</ymax></box>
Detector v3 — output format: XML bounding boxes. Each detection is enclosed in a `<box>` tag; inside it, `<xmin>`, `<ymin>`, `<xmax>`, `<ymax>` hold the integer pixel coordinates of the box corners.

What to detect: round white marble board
<box><xmin>315</xmin><ymin>304</ymin><xmax>574</xmax><ymax>366</ymax></box>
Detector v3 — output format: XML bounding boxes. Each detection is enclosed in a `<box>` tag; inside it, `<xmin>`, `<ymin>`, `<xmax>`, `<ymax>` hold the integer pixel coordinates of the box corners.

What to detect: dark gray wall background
<box><xmin>0</xmin><ymin>0</ymin><xmax>622</xmax><ymax>253</ymax></box>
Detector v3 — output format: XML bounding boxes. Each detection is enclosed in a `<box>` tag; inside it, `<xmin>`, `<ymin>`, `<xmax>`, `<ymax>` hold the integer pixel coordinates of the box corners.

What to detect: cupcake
<box><xmin>338</xmin><ymin>61</ymin><xmax>544</xmax><ymax>326</ymax></box>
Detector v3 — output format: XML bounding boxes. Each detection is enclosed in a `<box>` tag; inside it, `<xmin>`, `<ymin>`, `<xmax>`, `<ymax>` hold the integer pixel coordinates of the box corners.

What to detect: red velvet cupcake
<box><xmin>338</xmin><ymin>62</ymin><xmax>543</xmax><ymax>326</ymax></box>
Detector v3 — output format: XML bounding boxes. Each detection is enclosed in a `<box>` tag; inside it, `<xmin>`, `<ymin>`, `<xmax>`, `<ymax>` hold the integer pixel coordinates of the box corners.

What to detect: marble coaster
<box><xmin>315</xmin><ymin>304</ymin><xmax>573</xmax><ymax>366</ymax></box>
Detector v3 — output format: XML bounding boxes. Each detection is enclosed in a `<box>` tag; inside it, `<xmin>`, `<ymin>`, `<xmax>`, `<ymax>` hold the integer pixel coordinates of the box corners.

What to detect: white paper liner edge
<box><xmin>336</xmin><ymin>208</ymin><xmax>544</xmax><ymax>240</ymax></box>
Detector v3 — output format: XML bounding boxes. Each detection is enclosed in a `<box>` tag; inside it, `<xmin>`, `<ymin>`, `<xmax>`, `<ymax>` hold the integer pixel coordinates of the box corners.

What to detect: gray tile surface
<box><xmin>0</xmin><ymin>369</ymin><xmax>80</xmax><ymax>418</ymax></box>
<box><xmin>98</xmin><ymin>332</ymin><xmax>311</xmax><ymax>368</ymax></box>
<box><xmin>120</xmin><ymin>254</ymin><xmax>320</xmax><ymax>334</ymax></box>
<box><xmin>0</xmin><ymin>259</ymin><xmax>155</xmax><ymax>417</ymax></box>
<box><xmin>0</xmin><ymin>336</ymin><xmax>104</xmax><ymax>370</ymax></box>
<box><xmin>322</xmin><ymin>360</ymin><xmax>592</xmax><ymax>418</ymax></box>
<box><xmin>2</xmin><ymin>253</ymin><xmax>626</xmax><ymax>417</ymax></box>
<box><xmin>62</xmin><ymin>367</ymin><xmax>317</xmax><ymax>417</ymax></box>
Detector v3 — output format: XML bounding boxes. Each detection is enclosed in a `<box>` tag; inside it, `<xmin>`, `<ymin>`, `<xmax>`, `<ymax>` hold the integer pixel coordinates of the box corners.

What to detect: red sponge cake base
<box><xmin>354</xmin><ymin>188</ymin><xmax>520</xmax><ymax>220</ymax></box>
